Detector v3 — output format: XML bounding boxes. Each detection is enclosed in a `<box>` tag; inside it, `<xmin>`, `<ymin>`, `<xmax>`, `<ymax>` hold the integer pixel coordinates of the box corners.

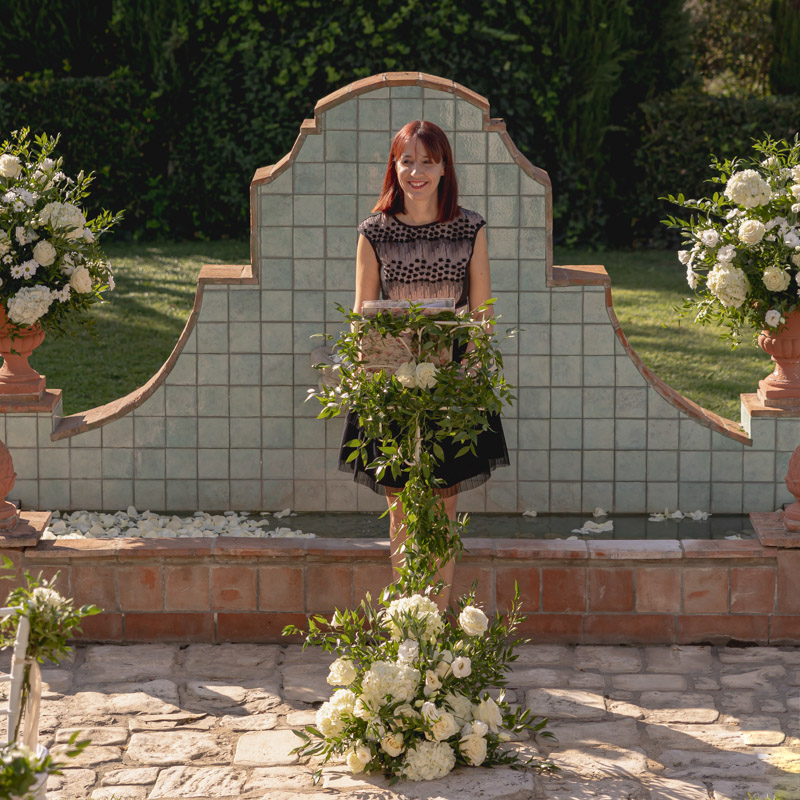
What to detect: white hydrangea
<box><xmin>724</xmin><ymin>169</ymin><xmax>771</xmax><ymax>208</ymax></box>
<box><xmin>402</xmin><ymin>740</ymin><xmax>456</xmax><ymax>781</ymax></box>
<box><xmin>7</xmin><ymin>285</ymin><xmax>53</xmax><ymax>325</ymax></box>
<box><xmin>315</xmin><ymin>688</ymin><xmax>356</xmax><ymax>737</ymax></box>
<box><xmin>30</xmin><ymin>586</ymin><xmax>63</xmax><ymax>612</ymax></box>
<box><xmin>39</xmin><ymin>201</ymin><xmax>85</xmax><ymax>237</ymax></box>
<box><xmin>762</xmin><ymin>266</ymin><xmax>791</xmax><ymax>292</ymax></box>
<box><xmin>717</xmin><ymin>244</ymin><xmax>736</xmax><ymax>262</ymax></box>
<box><xmin>360</xmin><ymin>660</ymin><xmax>420</xmax><ymax>710</ymax></box>
<box><xmin>706</xmin><ymin>264</ymin><xmax>749</xmax><ymax>309</ymax></box>
<box><xmin>384</xmin><ymin>594</ymin><xmax>444</xmax><ymax>642</ymax></box>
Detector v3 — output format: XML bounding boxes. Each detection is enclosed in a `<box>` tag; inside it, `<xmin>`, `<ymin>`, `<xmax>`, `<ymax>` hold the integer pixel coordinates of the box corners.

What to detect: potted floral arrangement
<box><xmin>0</xmin><ymin>558</ymin><xmax>100</xmax><ymax>748</ymax></box>
<box><xmin>0</xmin><ymin>128</ymin><xmax>121</xmax><ymax>398</ymax></box>
<box><xmin>0</xmin><ymin>736</ymin><xmax>86</xmax><ymax>800</ymax></box>
<box><xmin>662</xmin><ymin>135</ymin><xmax>800</xmax><ymax>403</ymax></box>
<box><xmin>287</xmin><ymin>305</ymin><xmax>556</xmax><ymax>782</ymax></box>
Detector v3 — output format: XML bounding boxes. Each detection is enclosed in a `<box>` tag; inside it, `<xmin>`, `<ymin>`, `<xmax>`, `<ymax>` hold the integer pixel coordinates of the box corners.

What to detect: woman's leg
<box><xmin>386</xmin><ymin>488</ymin><xmax>458</xmax><ymax>610</ymax></box>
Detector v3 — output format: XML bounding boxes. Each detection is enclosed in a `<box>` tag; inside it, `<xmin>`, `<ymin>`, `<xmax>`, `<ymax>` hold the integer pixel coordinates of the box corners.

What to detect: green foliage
<box><xmin>770</xmin><ymin>0</ymin><xmax>800</xmax><ymax>95</ymax></box>
<box><xmin>685</xmin><ymin>0</ymin><xmax>774</xmax><ymax>95</ymax></box>
<box><xmin>634</xmin><ymin>88</ymin><xmax>800</xmax><ymax>244</ymax></box>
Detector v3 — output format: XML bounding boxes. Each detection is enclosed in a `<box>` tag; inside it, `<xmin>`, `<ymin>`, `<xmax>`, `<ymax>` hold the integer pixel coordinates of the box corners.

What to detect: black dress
<box><xmin>338</xmin><ymin>209</ymin><xmax>510</xmax><ymax>497</ymax></box>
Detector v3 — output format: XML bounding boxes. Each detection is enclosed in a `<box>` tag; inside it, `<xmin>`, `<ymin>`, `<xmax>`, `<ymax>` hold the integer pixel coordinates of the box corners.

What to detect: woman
<box><xmin>339</xmin><ymin>120</ymin><xmax>509</xmax><ymax>596</ymax></box>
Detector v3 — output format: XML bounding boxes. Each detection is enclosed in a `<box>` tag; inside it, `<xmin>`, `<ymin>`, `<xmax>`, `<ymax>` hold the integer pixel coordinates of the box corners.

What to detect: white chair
<box><xmin>0</xmin><ymin>607</ymin><xmax>31</xmax><ymax>745</ymax></box>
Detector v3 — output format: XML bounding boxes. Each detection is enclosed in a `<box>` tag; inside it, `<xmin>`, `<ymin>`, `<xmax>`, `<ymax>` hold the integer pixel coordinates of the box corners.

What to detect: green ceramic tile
<box><xmin>488</xmin><ymin>164</ymin><xmax>519</xmax><ymax>195</ymax></box>
<box><xmin>520</xmin><ymin>196</ymin><xmax>546</xmax><ymax>228</ymax></box>
<box><xmin>294</xmin><ymin>163</ymin><xmax>325</xmax><ymax>194</ymax></box>
<box><xmin>294</xmin><ymin>195</ymin><xmax>325</xmax><ymax>227</ymax></box>
<box><xmin>455</xmin><ymin>132</ymin><xmax>486</xmax><ymax>164</ymax></box>
<box><xmin>549</xmin><ymin>450</ymin><xmax>580</xmax><ymax>481</ymax></box>
<box><xmin>488</xmin><ymin>133</ymin><xmax>513</xmax><ymax>163</ymax></box>
<box><xmin>260</xmin><ymin>194</ymin><xmax>293</xmax><ymax>226</ymax></box>
<box><xmin>261</xmin><ymin>323</ymin><xmax>293</xmax><ymax>353</ymax></box>
<box><xmin>615</xmin><ymin>419</ymin><xmax>646</xmax><ymax>450</ymax></box>
<box><xmin>198</xmin><ymin>450</ymin><xmax>229</xmax><ymax>479</ymax></box>
<box><xmin>711</xmin><ymin>483</ymin><xmax>743</xmax><ymax>513</ymax></box>
<box><xmin>259</xmin><ymin>259</ymin><xmax>292</xmax><ymax>289</ymax></box>
<box><xmin>583</xmin><ymin>387</ymin><xmax>615</xmax><ymax>418</ymax></box>
<box><xmin>648</xmin><ymin>390</ymin><xmax>679</xmax><ymax>419</ymax></box>
<box><xmin>358</xmin><ymin>132</ymin><xmax>390</xmax><ymax>164</ymax></box>
<box><xmin>551</xmin><ymin>294</ymin><xmax>583</xmax><ymax>324</ymax></box>
<box><xmin>229</xmin><ymin>354</ymin><xmax>261</xmax><ymax>385</ymax></box>
<box><xmin>230</xmin><ymin>449</ymin><xmax>261</xmax><ymax>480</ymax></box>
<box><xmin>263</xmin><ymin>417</ymin><xmax>293</xmax><ymax>448</ymax></box>
<box><xmin>616</xmin><ymin>388</ymin><xmax>647</xmax><ymax>418</ymax></box>
<box><xmin>166</xmin><ymin>480</ymin><xmax>198</xmax><ymax>510</ymax></box>
<box><xmin>230</xmin><ymin>387</ymin><xmax>260</xmax><ymax>417</ymax></box>
<box><xmin>390</xmin><ymin>85</ymin><xmax>422</xmax><ymax>99</ymax></box>
<box><xmin>327</xmin><ymin>227</ymin><xmax>356</xmax><ymax>259</ymax></box>
<box><xmin>488</xmin><ymin>196</ymin><xmax>518</xmax><ymax>227</ymax></box>
<box><xmin>551</xmin><ymin>356</ymin><xmax>581</xmax><ymax>387</ymax></box>
<box><xmin>296</xmin><ymin>131</ymin><xmax>324</xmax><ymax>162</ymax></box>
<box><xmin>6</xmin><ymin>416</ymin><xmax>37</xmax><ymax>448</ymax></box>
<box><xmin>583</xmin><ymin>291</ymin><xmax>609</xmax><ymax>323</ymax></box>
<box><xmin>583</xmin><ymin>450</ymin><xmax>614</xmax><ymax>481</ymax></box>
<box><xmin>615</xmin><ymin>356</ymin><xmax>646</xmax><ymax>387</ymax></box>
<box><xmin>228</xmin><ymin>322</ymin><xmax>260</xmax><ymax>354</ymax></box>
<box><xmin>583</xmin><ymin>356</ymin><xmax>615</xmax><ymax>387</ymax></box>
<box><xmin>198</xmin><ymin>386</ymin><xmax>229</xmax><ymax>417</ymax></box>
<box><xmin>550</xmin><ymin>325</ymin><xmax>582</xmax><ymax>356</ymax></box>
<box><xmin>550</xmin><ymin>389</ymin><xmax>583</xmax><ymax>419</ymax></box>
<box><xmin>293</xmin><ymin>291</ymin><xmax>323</xmax><ymax>322</ymax></box>
<box><xmin>39</xmin><ymin>448</ymin><xmax>69</xmax><ymax>479</ymax></box>
<box><xmin>324</xmin><ymin>99</ymin><xmax>357</xmax><ymax>130</ymax></box>
<box><xmin>293</xmin><ymin>354</ymin><xmax>318</xmax><ymax>386</ymax></box>
<box><xmin>582</xmin><ymin>482</ymin><xmax>614</xmax><ymax>513</ymax></box>
<box><xmin>325</xmin><ymin>259</ymin><xmax>352</xmax><ymax>291</ymax></box>
<box><xmin>679</xmin><ymin>450</ymin><xmax>711</xmax><ymax>481</ymax></box>
<box><xmin>460</xmin><ymin>195</ymin><xmax>486</xmax><ymax>217</ymax></box>
<box><xmin>198</xmin><ymin>418</ymin><xmax>229</xmax><ymax>448</ymax></box>
<box><xmin>230</xmin><ymin>480</ymin><xmax>261</xmax><ymax>510</ymax></box>
<box><xmin>166</xmin><ymin>449</ymin><xmax>197</xmax><ymax>479</ymax></box>
<box><xmin>134</xmin><ymin>449</ymin><xmax>165</xmax><ymax>479</ymax></box>
<box><xmin>520</xmin><ymin>171</ymin><xmax>546</xmax><ymax>195</ymax></box>
<box><xmin>519</xmin><ymin>259</ymin><xmax>548</xmax><ymax>291</ymax></box>
<box><xmin>647</xmin><ymin>483</ymin><xmax>678</xmax><ymax>511</ymax></box>
<box><xmin>422</xmin><ymin>98</ymin><xmax>454</xmax><ymax>130</ymax></box>
<box><xmin>358</xmin><ymin>164</ymin><xmax>384</xmax><ymax>195</ymax></box>
<box><xmin>456</xmin><ymin>100</ymin><xmax>484</xmax><ymax>130</ymax></box>
<box><xmin>261</xmin><ymin>387</ymin><xmax>293</xmax><ymax>417</ymax></box>
<box><xmin>230</xmin><ymin>417</ymin><xmax>262</xmax><ymax>449</ymax></box>
<box><xmin>71</xmin><ymin>479</ymin><xmax>102</xmax><ymax>509</ymax></box>
<box><xmin>134</xmin><ymin>417</ymin><xmax>166</xmax><ymax>448</ymax></box>
<box><xmin>103</xmin><ymin>448</ymin><xmax>134</xmax><ymax>479</ymax></box>
<box><xmin>102</xmin><ymin>417</ymin><xmax>133</xmax><ymax>448</ymax></box>
<box><xmin>198</xmin><ymin>480</ymin><xmax>229</xmax><ymax>509</ymax></box>
<box><xmin>166</xmin><ymin>385</ymin><xmax>198</xmax><ymax>416</ymax></box>
<box><xmin>742</xmin><ymin>482</ymin><xmax>774</xmax><ymax>511</ymax></box>
<box><xmin>517</xmin><ymin>355</ymin><xmax>549</xmax><ymax>387</ymax></box>
<box><xmin>166</xmin><ymin>417</ymin><xmax>197</xmax><ymax>448</ymax></box>
<box><xmin>326</xmin><ymin>292</ymin><xmax>352</xmax><ymax>321</ymax></box>
<box><xmin>583</xmin><ymin>419</ymin><xmax>614</xmax><ymax>450</ymax></box>
<box><xmin>550</xmin><ymin>418</ymin><xmax>583</xmax><ymax>450</ymax></box>
<box><xmin>326</xmin><ymin>195</ymin><xmax>357</xmax><ymax>227</ymax></box>
<box><xmin>261</xmin><ymin>291</ymin><xmax>294</xmax><ymax>320</ymax></box>
<box><xmin>196</xmin><ymin>323</ymin><xmax>229</xmax><ymax>354</ymax></box>
<box><xmin>391</xmin><ymin>98</ymin><xmax>423</xmax><ymax>130</ymax></box>
<box><xmin>457</xmin><ymin>164</ymin><xmax>486</xmax><ymax>195</ymax></box>
<box><xmin>133</xmin><ymin>386</ymin><xmax>165</xmax><ymax>417</ymax></box>
<box><xmin>712</xmin><ymin>450</ymin><xmax>743</xmax><ymax>481</ymax></box>
<box><xmin>358</xmin><ymin>98</ymin><xmax>389</xmax><ymax>130</ymax></box>
<box><xmin>327</xmin><ymin>130</ymin><xmax>358</xmax><ymax>162</ymax></box>
<box><xmin>583</xmin><ymin>324</ymin><xmax>615</xmax><ymax>356</ymax></box>
<box><xmin>326</xmin><ymin>163</ymin><xmax>358</xmax><ymax>194</ymax></box>
<box><xmin>519</xmin><ymin>228</ymin><xmax>546</xmax><ymax>259</ymax></box>
<box><xmin>200</xmin><ymin>289</ymin><xmax>229</xmax><ymax>322</ymax></box>
<box><xmin>743</xmin><ymin>450</ymin><xmax>775</xmax><ymax>482</ymax></box>
<box><xmin>165</xmin><ymin>354</ymin><xmax>197</xmax><ymax>386</ymax></box>
<box><xmin>261</xmin><ymin>479</ymin><xmax>294</xmax><ymax>509</ymax></box>
<box><xmin>197</xmin><ymin>354</ymin><xmax>229</xmax><ymax>386</ymax></box>
<box><xmin>647</xmin><ymin>419</ymin><xmax>679</xmax><ymax>450</ymax></box>
<box><xmin>550</xmin><ymin>482</ymin><xmax>581</xmax><ymax>512</ymax></box>
<box><xmin>260</xmin><ymin>355</ymin><xmax>293</xmax><ymax>385</ymax></box>
<box><xmin>679</xmin><ymin>419</ymin><xmax>711</xmax><ymax>450</ymax></box>
<box><xmin>39</xmin><ymin>480</ymin><xmax>69</xmax><ymax>509</ymax></box>
<box><xmin>262</xmin><ymin>449</ymin><xmax>293</xmax><ymax>479</ymax></box>
<box><xmin>294</xmin><ymin>227</ymin><xmax>324</xmax><ymax>259</ymax></box>
<box><xmin>293</xmin><ymin>322</ymin><xmax>319</xmax><ymax>353</ymax></box>
<box><xmin>487</xmin><ymin>228</ymin><xmax>518</xmax><ymax>260</ymax></box>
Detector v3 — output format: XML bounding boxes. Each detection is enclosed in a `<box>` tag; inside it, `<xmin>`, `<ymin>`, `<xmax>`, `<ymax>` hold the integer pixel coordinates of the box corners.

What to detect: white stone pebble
<box><xmin>43</xmin><ymin>509</ymin><xmax>315</xmax><ymax>541</ymax></box>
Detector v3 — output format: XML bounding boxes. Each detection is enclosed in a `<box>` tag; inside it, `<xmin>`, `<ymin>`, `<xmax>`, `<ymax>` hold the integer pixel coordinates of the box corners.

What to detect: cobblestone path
<box><xmin>34</xmin><ymin>644</ymin><xmax>800</xmax><ymax>799</ymax></box>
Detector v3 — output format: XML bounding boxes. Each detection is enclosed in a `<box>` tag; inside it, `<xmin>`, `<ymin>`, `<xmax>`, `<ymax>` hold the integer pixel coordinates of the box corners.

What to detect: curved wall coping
<box><xmin>48</xmin><ymin>71</ymin><xmax>750</xmax><ymax>447</ymax></box>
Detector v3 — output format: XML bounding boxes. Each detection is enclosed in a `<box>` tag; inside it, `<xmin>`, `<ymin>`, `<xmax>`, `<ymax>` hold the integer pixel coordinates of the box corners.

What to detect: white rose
<box><xmin>327</xmin><ymin>657</ymin><xmax>357</xmax><ymax>686</ymax></box>
<box><xmin>451</xmin><ymin>656</ymin><xmax>471</xmax><ymax>678</ymax></box>
<box><xmin>394</xmin><ymin>360</ymin><xmax>417</xmax><ymax>388</ymax></box>
<box><xmin>473</xmin><ymin>696</ymin><xmax>502</xmax><ymax>732</ymax></box>
<box><xmin>785</xmin><ymin>230</ymin><xmax>800</xmax><ymax>248</ymax></box>
<box><xmin>793</xmin><ymin>166</ymin><xmax>800</xmax><ymax>181</ymax></box>
<box><xmin>717</xmin><ymin>244</ymin><xmax>736</xmax><ymax>262</ymax></box>
<box><xmin>82</xmin><ymin>228</ymin><xmax>95</xmax><ymax>242</ymax></box>
<box><xmin>381</xmin><ymin>732</ymin><xmax>404</xmax><ymax>757</ymax></box>
<box><xmin>69</xmin><ymin>265</ymin><xmax>93</xmax><ymax>294</ymax></box>
<box><xmin>414</xmin><ymin>361</ymin><xmax>437</xmax><ymax>390</ymax></box>
<box><xmin>677</xmin><ymin>249</ymin><xmax>691</xmax><ymax>265</ymax></box>
<box><xmin>346</xmin><ymin>743</ymin><xmax>371</xmax><ymax>774</ymax></box>
<box><xmin>738</xmin><ymin>219</ymin><xmax>766</xmax><ymax>245</ymax></box>
<box><xmin>459</xmin><ymin>732</ymin><xmax>487</xmax><ymax>766</ymax></box>
<box><xmin>792</xmin><ymin>203</ymin><xmax>800</xmax><ymax>214</ymax></box>
<box><xmin>793</xmin><ymin>253</ymin><xmax>800</xmax><ymax>267</ymax></box>
<box><xmin>0</xmin><ymin>154</ymin><xmax>22</xmax><ymax>179</ymax></box>
<box><xmin>397</xmin><ymin>638</ymin><xmax>419</xmax><ymax>663</ymax></box>
<box><xmin>686</xmin><ymin>267</ymin><xmax>699</xmax><ymax>290</ymax></box>
<box><xmin>32</xmin><ymin>240</ymin><xmax>56</xmax><ymax>267</ymax></box>
<box><xmin>434</xmin><ymin>659</ymin><xmax>451</xmax><ymax>679</ymax></box>
<box><xmin>762</xmin><ymin>266</ymin><xmax>791</xmax><ymax>292</ymax></box>
<box><xmin>469</xmin><ymin>720</ymin><xmax>488</xmax><ymax>737</ymax></box>
<box><xmin>430</xmin><ymin>711</ymin><xmax>458</xmax><ymax>741</ymax></box>
<box><xmin>393</xmin><ymin>703</ymin><xmax>419</xmax><ymax>722</ymax></box>
<box><xmin>765</xmin><ymin>309</ymin><xmax>784</xmax><ymax>327</ymax></box>
<box><xmin>458</xmin><ymin>605</ymin><xmax>489</xmax><ymax>637</ymax></box>
<box><xmin>423</xmin><ymin>669</ymin><xmax>442</xmax><ymax>696</ymax></box>
<box><xmin>699</xmin><ymin>229</ymin><xmax>719</xmax><ymax>247</ymax></box>
<box><xmin>792</xmin><ymin>184</ymin><xmax>800</xmax><ymax>199</ymax></box>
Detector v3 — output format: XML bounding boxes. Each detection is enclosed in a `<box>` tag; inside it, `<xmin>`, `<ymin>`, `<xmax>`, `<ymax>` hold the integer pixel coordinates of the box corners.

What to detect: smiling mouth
<box><xmin>408</xmin><ymin>181</ymin><xmax>427</xmax><ymax>189</ymax></box>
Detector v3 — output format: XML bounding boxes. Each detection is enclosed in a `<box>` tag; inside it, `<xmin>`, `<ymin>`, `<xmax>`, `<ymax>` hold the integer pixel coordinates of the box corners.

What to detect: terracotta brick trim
<box><xmin>50</xmin><ymin>262</ymin><xmax>253</xmax><ymax>441</ymax></box>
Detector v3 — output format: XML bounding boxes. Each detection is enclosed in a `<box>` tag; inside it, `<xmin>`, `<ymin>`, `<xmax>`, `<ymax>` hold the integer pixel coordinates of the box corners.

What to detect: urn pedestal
<box><xmin>0</xmin><ymin>307</ymin><xmax>46</xmax><ymax>402</ymax></box>
<box><xmin>757</xmin><ymin>311</ymin><xmax>800</xmax><ymax>407</ymax></box>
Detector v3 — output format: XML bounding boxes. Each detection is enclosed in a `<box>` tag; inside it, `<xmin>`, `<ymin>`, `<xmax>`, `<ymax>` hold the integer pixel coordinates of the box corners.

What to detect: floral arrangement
<box><xmin>313</xmin><ymin>302</ymin><xmax>514</xmax><ymax>586</ymax></box>
<box><xmin>663</xmin><ymin>135</ymin><xmax>800</xmax><ymax>342</ymax></box>
<box><xmin>0</xmin><ymin>128</ymin><xmax>121</xmax><ymax>336</ymax></box>
<box><xmin>0</xmin><ymin>559</ymin><xmax>100</xmax><ymax>744</ymax></box>
<box><xmin>0</xmin><ymin>736</ymin><xmax>87</xmax><ymax>800</ymax></box>
<box><xmin>285</xmin><ymin>587</ymin><xmax>555</xmax><ymax>783</ymax></box>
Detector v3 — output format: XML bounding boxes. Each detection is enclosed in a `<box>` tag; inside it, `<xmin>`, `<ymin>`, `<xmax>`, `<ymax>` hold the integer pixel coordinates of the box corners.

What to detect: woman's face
<box><xmin>395</xmin><ymin>137</ymin><xmax>445</xmax><ymax>206</ymax></box>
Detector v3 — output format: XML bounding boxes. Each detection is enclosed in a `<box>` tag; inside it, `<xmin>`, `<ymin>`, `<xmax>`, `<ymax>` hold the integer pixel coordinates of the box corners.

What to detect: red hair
<box><xmin>372</xmin><ymin>120</ymin><xmax>459</xmax><ymax>222</ymax></box>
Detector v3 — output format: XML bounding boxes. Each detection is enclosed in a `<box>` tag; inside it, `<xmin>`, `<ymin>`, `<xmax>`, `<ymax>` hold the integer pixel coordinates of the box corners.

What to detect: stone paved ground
<box><xmin>30</xmin><ymin>644</ymin><xmax>800</xmax><ymax>800</ymax></box>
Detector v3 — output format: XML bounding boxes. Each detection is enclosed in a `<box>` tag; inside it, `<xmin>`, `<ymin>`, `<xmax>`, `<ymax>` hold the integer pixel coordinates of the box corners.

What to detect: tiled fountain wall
<box><xmin>1</xmin><ymin>73</ymin><xmax>798</xmax><ymax>645</ymax></box>
<box><xmin>1</xmin><ymin>73</ymin><xmax>793</xmax><ymax>516</ymax></box>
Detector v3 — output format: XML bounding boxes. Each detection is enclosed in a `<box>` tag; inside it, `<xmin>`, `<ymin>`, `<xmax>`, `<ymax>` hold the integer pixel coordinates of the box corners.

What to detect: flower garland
<box><xmin>663</xmin><ymin>135</ymin><xmax>800</xmax><ymax>343</ymax></box>
<box><xmin>285</xmin><ymin>304</ymin><xmax>556</xmax><ymax>781</ymax></box>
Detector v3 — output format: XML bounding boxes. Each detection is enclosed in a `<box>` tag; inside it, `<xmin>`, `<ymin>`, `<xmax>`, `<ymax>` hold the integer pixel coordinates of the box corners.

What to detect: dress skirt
<box><xmin>338</xmin><ymin>409</ymin><xmax>510</xmax><ymax>498</ymax></box>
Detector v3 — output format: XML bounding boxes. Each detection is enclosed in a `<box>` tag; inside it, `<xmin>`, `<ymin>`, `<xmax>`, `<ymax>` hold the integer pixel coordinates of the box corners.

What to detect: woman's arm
<box><xmin>353</xmin><ymin>234</ymin><xmax>381</xmax><ymax>313</ymax></box>
<box><xmin>468</xmin><ymin>227</ymin><xmax>492</xmax><ymax>321</ymax></box>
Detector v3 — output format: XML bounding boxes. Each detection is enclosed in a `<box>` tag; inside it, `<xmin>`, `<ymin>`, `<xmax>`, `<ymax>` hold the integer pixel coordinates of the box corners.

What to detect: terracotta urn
<box><xmin>757</xmin><ymin>310</ymin><xmax>800</xmax><ymax>407</ymax></box>
<box><xmin>0</xmin><ymin>438</ymin><xmax>19</xmax><ymax>531</ymax></box>
<box><xmin>0</xmin><ymin>305</ymin><xmax>46</xmax><ymax>402</ymax></box>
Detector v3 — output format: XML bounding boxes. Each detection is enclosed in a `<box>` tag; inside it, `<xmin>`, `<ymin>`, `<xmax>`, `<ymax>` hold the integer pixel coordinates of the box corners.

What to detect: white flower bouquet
<box><xmin>285</xmin><ymin>587</ymin><xmax>556</xmax><ymax>783</ymax></box>
<box><xmin>663</xmin><ymin>135</ymin><xmax>800</xmax><ymax>342</ymax></box>
<box><xmin>0</xmin><ymin>128</ymin><xmax>122</xmax><ymax>335</ymax></box>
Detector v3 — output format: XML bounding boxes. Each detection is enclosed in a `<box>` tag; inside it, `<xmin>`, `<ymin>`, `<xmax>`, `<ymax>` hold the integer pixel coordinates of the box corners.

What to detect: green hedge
<box><xmin>633</xmin><ymin>88</ymin><xmax>800</xmax><ymax>245</ymax></box>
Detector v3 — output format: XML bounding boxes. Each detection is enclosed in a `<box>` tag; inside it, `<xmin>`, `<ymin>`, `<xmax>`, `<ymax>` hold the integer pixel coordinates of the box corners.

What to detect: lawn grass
<box><xmin>32</xmin><ymin>240</ymin><xmax>771</xmax><ymax>420</ymax></box>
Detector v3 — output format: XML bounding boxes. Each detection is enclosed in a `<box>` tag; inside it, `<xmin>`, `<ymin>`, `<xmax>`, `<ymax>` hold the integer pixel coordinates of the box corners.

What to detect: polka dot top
<box><xmin>357</xmin><ymin>208</ymin><xmax>486</xmax><ymax>308</ymax></box>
